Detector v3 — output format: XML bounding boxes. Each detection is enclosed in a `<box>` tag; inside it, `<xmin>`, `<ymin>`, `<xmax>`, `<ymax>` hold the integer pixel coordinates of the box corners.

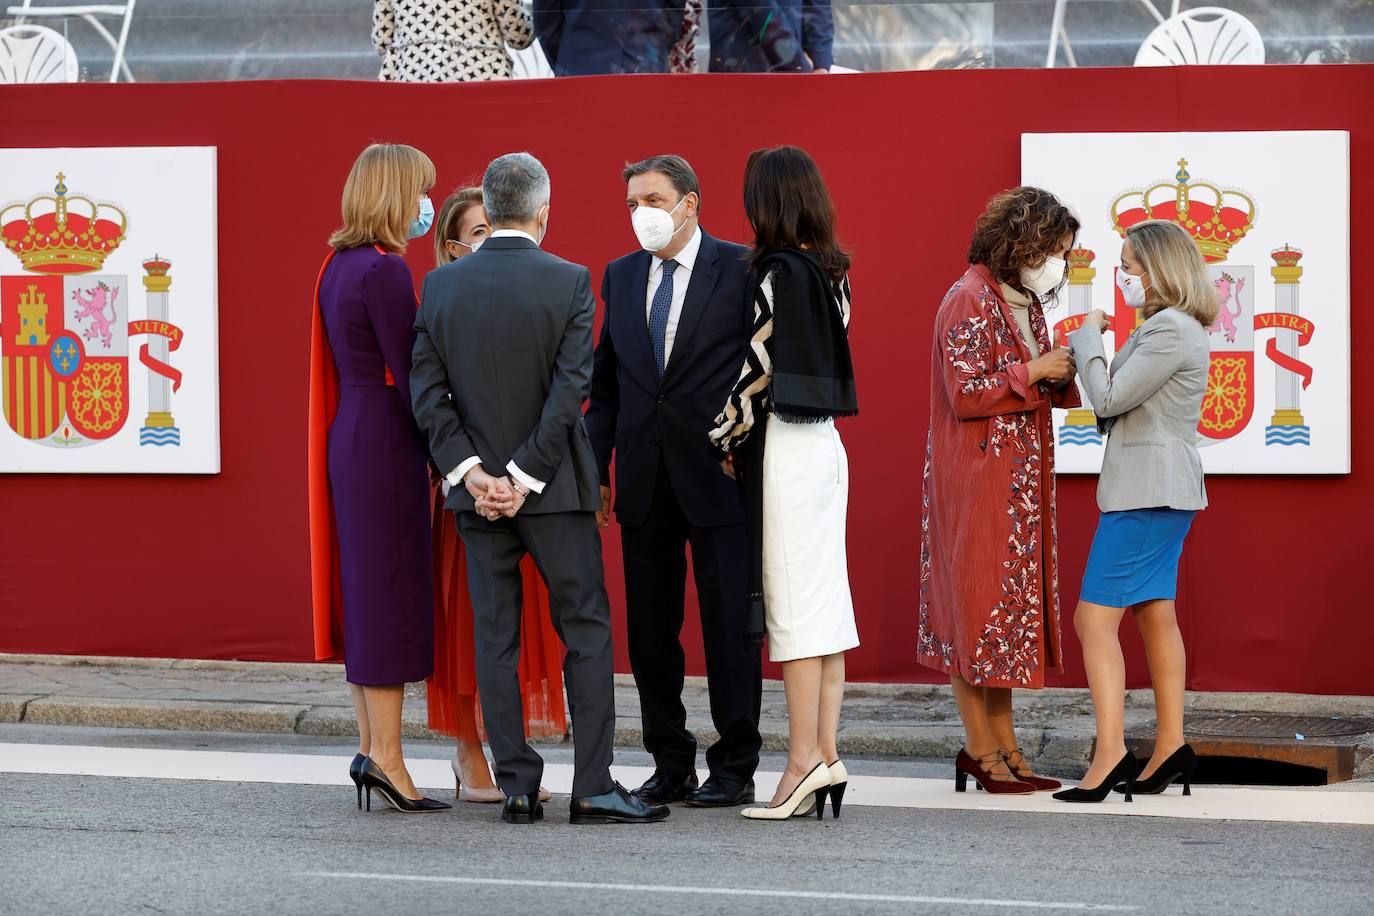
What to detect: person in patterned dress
<box><xmin>919</xmin><ymin>186</ymin><xmax>1081</xmax><ymax>795</ymax></box>
<box><xmin>373</xmin><ymin>0</ymin><xmax>534</xmax><ymax>82</ymax></box>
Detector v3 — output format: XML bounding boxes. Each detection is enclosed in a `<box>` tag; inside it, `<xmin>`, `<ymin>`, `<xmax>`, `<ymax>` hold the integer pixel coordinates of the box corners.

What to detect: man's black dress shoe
<box><xmin>501</xmin><ymin>792</ymin><xmax>544</xmax><ymax>824</ymax></box>
<box><xmin>684</xmin><ymin>777</ymin><xmax>755</xmax><ymax>807</ymax></box>
<box><xmin>571</xmin><ymin>782</ymin><xmax>670</xmax><ymax>824</ymax></box>
<box><xmin>631</xmin><ymin>770</ymin><xmax>699</xmax><ymax>805</ymax></box>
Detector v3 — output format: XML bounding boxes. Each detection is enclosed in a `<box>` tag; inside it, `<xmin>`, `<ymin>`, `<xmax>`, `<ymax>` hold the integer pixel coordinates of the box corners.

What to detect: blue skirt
<box><xmin>1080</xmin><ymin>508</ymin><xmax>1196</xmax><ymax>608</ymax></box>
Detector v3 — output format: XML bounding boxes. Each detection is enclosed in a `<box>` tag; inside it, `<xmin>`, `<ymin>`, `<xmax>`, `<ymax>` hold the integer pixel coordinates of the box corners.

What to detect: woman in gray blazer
<box><xmin>1055</xmin><ymin>220</ymin><xmax>1218</xmax><ymax>804</ymax></box>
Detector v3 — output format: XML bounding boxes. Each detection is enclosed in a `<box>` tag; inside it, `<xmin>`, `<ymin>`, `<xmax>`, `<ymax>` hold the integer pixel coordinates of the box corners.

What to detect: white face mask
<box><xmin>1116</xmin><ymin>267</ymin><xmax>1149</xmax><ymax>309</ymax></box>
<box><xmin>455</xmin><ymin>237</ymin><xmax>483</xmax><ymax>253</ymax></box>
<box><xmin>1020</xmin><ymin>255</ymin><xmax>1066</xmax><ymax>298</ymax></box>
<box><xmin>631</xmin><ymin>196</ymin><xmax>689</xmax><ymax>253</ymax></box>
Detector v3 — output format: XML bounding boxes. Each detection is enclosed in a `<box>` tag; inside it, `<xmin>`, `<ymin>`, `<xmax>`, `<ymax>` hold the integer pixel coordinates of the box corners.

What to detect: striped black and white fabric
<box><xmin>709</xmin><ymin>267</ymin><xmax>852</xmax><ymax>453</ymax></box>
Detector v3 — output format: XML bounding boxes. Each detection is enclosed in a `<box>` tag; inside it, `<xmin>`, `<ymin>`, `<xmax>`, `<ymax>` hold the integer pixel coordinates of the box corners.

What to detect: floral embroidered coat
<box><xmin>918</xmin><ymin>264</ymin><xmax>1080</xmax><ymax>689</ymax></box>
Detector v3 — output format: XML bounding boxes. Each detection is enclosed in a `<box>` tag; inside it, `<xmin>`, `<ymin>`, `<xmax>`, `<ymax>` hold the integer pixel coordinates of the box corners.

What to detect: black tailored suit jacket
<box><xmin>585</xmin><ymin>230</ymin><xmax>752</xmax><ymax>529</ymax></box>
<box><xmin>411</xmin><ymin>236</ymin><xmax>601</xmax><ymax>516</ymax></box>
<box><xmin>533</xmin><ymin>0</ymin><xmax>683</xmax><ymax>76</ymax></box>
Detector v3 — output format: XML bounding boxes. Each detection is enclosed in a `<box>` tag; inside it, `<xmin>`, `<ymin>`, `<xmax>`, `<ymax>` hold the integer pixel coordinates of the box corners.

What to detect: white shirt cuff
<box><xmin>446</xmin><ymin>456</ymin><xmax>482</xmax><ymax>489</ymax></box>
<box><xmin>506</xmin><ymin>460</ymin><xmax>546</xmax><ymax>495</ymax></box>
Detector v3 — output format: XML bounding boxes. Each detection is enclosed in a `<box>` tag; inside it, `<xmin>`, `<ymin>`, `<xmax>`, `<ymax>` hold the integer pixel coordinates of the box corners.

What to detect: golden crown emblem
<box><xmin>1110</xmin><ymin>159</ymin><xmax>1255</xmax><ymax>263</ymax></box>
<box><xmin>1067</xmin><ymin>247</ymin><xmax>1096</xmax><ymax>270</ymax></box>
<box><xmin>1270</xmin><ymin>243</ymin><xmax>1303</xmax><ymax>268</ymax></box>
<box><xmin>1</xmin><ymin>172</ymin><xmax>129</xmax><ymax>274</ymax></box>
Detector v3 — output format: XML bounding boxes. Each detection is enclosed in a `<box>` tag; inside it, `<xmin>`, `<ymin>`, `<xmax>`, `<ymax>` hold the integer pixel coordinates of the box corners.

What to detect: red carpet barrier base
<box><xmin>0</xmin><ymin>66</ymin><xmax>1370</xmax><ymax>694</ymax></box>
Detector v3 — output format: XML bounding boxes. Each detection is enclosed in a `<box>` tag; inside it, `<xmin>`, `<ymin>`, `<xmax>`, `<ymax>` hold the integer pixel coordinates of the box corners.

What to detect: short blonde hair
<box><xmin>329</xmin><ymin>143</ymin><xmax>436</xmax><ymax>253</ymax></box>
<box><xmin>433</xmin><ymin>187</ymin><xmax>483</xmax><ymax>267</ymax></box>
<box><xmin>1125</xmin><ymin>220</ymin><xmax>1219</xmax><ymax>326</ymax></box>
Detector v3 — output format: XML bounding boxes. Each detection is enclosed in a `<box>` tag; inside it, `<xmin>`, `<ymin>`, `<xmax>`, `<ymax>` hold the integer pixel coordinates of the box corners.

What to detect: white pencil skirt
<box><xmin>761</xmin><ymin>414</ymin><xmax>861</xmax><ymax>663</ymax></box>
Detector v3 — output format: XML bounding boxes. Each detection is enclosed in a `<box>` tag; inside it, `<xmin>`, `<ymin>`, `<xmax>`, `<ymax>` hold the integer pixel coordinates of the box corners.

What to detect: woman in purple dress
<box><xmin>309</xmin><ymin>143</ymin><xmax>448</xmax><ymax>812</ymax></box>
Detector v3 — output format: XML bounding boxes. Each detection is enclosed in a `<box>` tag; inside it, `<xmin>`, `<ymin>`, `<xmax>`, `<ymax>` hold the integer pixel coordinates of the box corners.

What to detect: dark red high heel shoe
<box><xmin>1001</xmin><ymin>747</ymin><xmax>1062</xmax><ymax>791</ymax></box>
<box><xmin>954</xmin><ymin>748</ymin><xmax>1036</xmax><ymax>795</ymax></box>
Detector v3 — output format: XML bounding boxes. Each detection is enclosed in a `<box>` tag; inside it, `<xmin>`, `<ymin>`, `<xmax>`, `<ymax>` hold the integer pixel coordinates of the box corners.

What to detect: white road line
<box><xmin>299</xmin><ymin>870</ymin><xmax>1137</xmax><ymax>911</ymax></box>
<box><xmin>3</xmin><ymin>743</ymin><xmax>1372</xmax><ymax>826</ymax></box>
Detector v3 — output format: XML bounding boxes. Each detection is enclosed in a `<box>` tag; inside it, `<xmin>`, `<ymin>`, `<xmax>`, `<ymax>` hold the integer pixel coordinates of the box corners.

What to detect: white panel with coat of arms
<box><xmin>1022</xmin><ymin>130</ymin><xmax>1350</xmax><ymax>475</ymax></box>
<box><xmin>0</xmin><ymin>146</ymin><xmax>218</xmax><ymax>473</ymax></box>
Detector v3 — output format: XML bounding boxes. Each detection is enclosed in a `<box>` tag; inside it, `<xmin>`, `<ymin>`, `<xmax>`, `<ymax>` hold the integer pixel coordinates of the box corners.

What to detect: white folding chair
<box><xmin>6</xmin><ymin>0</ymin><xmax>136</xmax><ymax>82</ymax></box>
<box><xmin>0</xmin><ymin>23</ymin><xmax>78</xmax><ymax>82</ymax></box>
<box><xmin>1047</xmin><ymin>0</ymin><xmax>1181</xmax><ymax>67</ymax></box>
<box><xmin>1135</xmin><ymin>6</ymin><xmax>1265</xmax><ymax>66</ymax></box>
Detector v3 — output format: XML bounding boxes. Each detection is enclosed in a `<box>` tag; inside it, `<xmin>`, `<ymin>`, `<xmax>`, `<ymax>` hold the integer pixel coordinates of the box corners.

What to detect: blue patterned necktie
<box><xmin>649</xmin><ymin>259</ymin><xmax>678</xmax><ymax>377</ymax></box>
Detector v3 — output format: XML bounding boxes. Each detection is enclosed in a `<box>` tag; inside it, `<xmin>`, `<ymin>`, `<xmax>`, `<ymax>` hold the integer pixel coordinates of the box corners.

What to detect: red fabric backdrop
<box><xmin>0</xmin><ymin>66</ymin><xmax>1369</xmax><ymax>694</ymax></box>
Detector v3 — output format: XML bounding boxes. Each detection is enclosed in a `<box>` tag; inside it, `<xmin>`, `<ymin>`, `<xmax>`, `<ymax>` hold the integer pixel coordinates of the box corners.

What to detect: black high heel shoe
<box><xmin>1052</xmin><ymin>753</ymin><xmax>1140</xmax><ymax>803</ymax></box>
<box><xmin>1114</xmin><ymin>744</ymin><xmax>1198</xmax><ymax>796</ymax></box>
<box><xmin>359</xmin><ymin>758</ymin><xmax>451</xmax><ymax>813</ymax></box>
<box><xmin>349</xmin><ymin>753</ymin><xmax>366</xmax><ymax>810</ymax></box>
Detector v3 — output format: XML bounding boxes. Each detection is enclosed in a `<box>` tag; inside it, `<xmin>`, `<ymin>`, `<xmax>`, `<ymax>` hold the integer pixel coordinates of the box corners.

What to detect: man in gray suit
<box><xmin>411</xmin><ymin>152</ymin><xmax>668</xmax><ymax>826</ymax></box>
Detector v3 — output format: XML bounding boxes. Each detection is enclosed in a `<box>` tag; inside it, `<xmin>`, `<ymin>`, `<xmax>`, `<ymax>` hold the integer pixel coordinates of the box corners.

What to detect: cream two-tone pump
<box><xmin>740</xmin><ymin>762</ymin><xmax>832</xmax><ymax>821</ymax></box>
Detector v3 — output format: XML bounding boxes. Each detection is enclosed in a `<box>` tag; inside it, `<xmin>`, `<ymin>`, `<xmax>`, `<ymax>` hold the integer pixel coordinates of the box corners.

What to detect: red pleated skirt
<box><xmin>427</xmin><ymin>486</ymin><xmax>568</xmax><ymax>740</ymax></box>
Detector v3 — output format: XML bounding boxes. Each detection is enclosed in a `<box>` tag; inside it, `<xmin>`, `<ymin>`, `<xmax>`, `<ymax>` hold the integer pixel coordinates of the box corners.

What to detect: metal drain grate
<box><xmin>1185</xmin><ymin>714</ymin><xmax>1374</xmax><ymax>739</ymax></box>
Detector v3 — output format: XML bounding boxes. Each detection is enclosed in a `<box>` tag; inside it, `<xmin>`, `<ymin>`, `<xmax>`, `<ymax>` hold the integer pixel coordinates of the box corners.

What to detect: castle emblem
<box><xmin>1</xmin><ymin>173</ymin><xmax>185</xmax><ymax>448</ymax></box>
<box><xmin>1057</xmin><ymin>157</ymin><xmax>1313</xmax><ymax>449</ymax></box>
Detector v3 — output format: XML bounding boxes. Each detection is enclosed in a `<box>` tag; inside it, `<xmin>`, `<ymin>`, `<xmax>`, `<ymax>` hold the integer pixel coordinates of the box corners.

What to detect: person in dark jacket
<box><xmin>585</xmin><ymin>155</ymin><xmax>763</xmax><ymax>809</ymax></box>
<box><xmin>534</xmin><ymin>0</ymin><xmax>684</xmax><ymax>75</ymax></box>
<box><xmin>707</xmin><ymin>0</ymin><xmax>834</xmax><ymax>73</ymax></box>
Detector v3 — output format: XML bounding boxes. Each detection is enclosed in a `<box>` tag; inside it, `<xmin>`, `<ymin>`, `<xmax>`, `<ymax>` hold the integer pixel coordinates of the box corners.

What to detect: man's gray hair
<box><xmin>482</xmin><ymin>152</ymin><xmax>551</xmax><ymax>225</ymax></box>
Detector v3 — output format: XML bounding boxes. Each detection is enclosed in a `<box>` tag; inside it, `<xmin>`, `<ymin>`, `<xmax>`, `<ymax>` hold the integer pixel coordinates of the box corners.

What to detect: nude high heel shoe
<box><xmin>453</xmin><ymin>755</ymin><xmax>504</xmax><ymax>804</ymax></box>
<box><xmin>741</xmin><ymin>763</ymin><xmax>832</xmax><ymax>821</ymax></box>
<box><xmin>454</xmin><ymin>754</ymin><xmax>553</xmax><ymax>803</ymax></box>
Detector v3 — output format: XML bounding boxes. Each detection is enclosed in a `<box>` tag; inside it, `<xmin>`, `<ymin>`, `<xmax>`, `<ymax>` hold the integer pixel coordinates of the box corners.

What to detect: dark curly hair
<box><xmin>967</xmin><ymin>186</ymin><xmax>1080</xmax><ymax>290</ymax></box>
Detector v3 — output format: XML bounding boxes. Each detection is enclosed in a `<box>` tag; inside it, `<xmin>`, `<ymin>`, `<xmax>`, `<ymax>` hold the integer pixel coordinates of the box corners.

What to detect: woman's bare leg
<box><xmin>818</xmin><ymin>652</ymin><xmax>846</xmax><ymax>764</ymax></box>
<box><xmin>363</xmin><ymin>684</ymin><xmax>420</xmax><ymax>800</ymax></box>
<box><xmin>1075</xmin><ymin>599</ymin><xmax>1130</xmax><ymax>788</ymax></box>
<box><xmin>350</xmin><ymin>684</ymin><xmax>371</xmax><ymax>757</ymax></box>
<box><xmin>772</xmin><ymin>656</ymin><xmax>825</xmax><ymax>805</ymax></box>
<box><xmin>950</xmin><ymin>674</ymin><xmax>1016</xmax><ymax>780</ymax></box>
<box><xmin>1133</xmin><ymin>598</ymin><xmax>1187</xmax><ymax>779</ymax></box>
<box><xmin>453</xmin><ymin>698</ymin><xmax>497</xmax><ymax>789</ymax></box>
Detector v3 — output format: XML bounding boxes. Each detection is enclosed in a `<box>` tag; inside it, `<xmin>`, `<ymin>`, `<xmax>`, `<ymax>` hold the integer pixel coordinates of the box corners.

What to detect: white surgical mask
<box><xmin>1116</xmin><ymin>268</ymin><xmax>1149</xmax><ymax>309</ymax></box>
<box><xmin>1019</xmin><ymin>255</ymin><xmax>1066</xmax><ymax>298</ymax></box>
<box><xmin>407</xmin><ymin>196</ymin><xmax>434</xmax><ymax>239</ymax></box>
<box><xmin>631</xmin><ymin>196</ymin><xmax>689</xmax><ymax>252</ymax></box>
<box><xmin>454</xmin><ymin>237</ymin><xmax>483</xmax><ymax>253</ymax></box>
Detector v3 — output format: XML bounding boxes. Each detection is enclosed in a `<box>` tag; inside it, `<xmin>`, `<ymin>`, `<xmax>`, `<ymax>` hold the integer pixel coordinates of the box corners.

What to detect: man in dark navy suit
<box><xmin>585</xmin><ymin>155</ymin><xmax>762</xmax><ymax>808</ymax></box>
<box><xmin>707</xmin><ymin>0</ymin><xmax>834</xmax><ymax>73</ymax></box>
<box><xmin>533</xmin><ymin>1</ymin><xmax>683</xmax><ymax>76</ymax></box>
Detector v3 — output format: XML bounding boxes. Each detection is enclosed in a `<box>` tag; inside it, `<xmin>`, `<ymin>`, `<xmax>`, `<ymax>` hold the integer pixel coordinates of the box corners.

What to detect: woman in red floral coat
<box><xmin>919</xmin><ymin>187</ymin><xmax>1081</xmax><ymax>793</ymax></box>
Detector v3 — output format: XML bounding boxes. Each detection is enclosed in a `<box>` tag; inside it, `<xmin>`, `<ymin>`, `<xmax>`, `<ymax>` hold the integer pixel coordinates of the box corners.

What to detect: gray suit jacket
<box><xmin>1069</xmin><ymin>307</ymin><xmax>1210</xmax><ymax>513</ymax></box>
<box><xmin>411</xmin><ymin>236</ymin><xmax>601</xmax><ymax>515</ymax></box>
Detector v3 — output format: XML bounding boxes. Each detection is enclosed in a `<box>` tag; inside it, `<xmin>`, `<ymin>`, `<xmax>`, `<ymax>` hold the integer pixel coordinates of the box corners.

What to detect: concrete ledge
<box><xmin>1357</xmin><ymin>749</ymin><xmax>1374</xmax><ymax>780</ymax></box>
<box><xmin>0</xmin><ymin>653</ymin><xmax>341</xmax><ymax>676</ymax></box>
<box><xmin>2</xmin><ymin>653</ymin><xmax>1369</xmax><ymax>779</ymax></box>
<box><xmin>0</xmin><ymin>696</ymin><xmax>37</xmax><ymax>724</ymax></box>
<box><xmin>21</xmin><ymin>697</ymin><xmax>309</xmax><ymax>734</ymax></box>
<box><xmin>835</xmin><ymin>725</ymin><xmax>967</xmax><ymax>761</ymax></box>
<box><xmin>1035</xmin><ymin>727</ymin><xmax>1098</xmax><ymax>774</ymax></box>
<box><xmin>5</xmin><ymin>654</ymin><xmax>1370</xmax><ymax>715</ymax></box>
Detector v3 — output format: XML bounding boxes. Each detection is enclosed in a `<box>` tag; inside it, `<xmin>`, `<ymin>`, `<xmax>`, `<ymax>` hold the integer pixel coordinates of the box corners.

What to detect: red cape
<box><xmin>308</xmin><ymin>249</ymin><xmax>343</xmax><ymax>661</ymax></box>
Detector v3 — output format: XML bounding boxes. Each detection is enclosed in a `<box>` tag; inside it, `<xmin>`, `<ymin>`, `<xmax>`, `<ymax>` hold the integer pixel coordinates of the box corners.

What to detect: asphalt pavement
<box><xmin>2</xmin><ymin>725</ymin><xmax>1371</xmax><ymax>916</ymax></box>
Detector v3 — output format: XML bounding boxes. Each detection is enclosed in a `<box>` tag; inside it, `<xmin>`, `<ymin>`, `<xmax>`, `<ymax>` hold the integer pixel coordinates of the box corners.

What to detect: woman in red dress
<box><xmin>426</xmin><ymin>187</ymin><xmax>568</xmax><ymax>803</ymax></box>
<box><xmin>918</xmin><ymin>187</ymin><xmax>1081</xmax><ymax>794</ymax></box>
